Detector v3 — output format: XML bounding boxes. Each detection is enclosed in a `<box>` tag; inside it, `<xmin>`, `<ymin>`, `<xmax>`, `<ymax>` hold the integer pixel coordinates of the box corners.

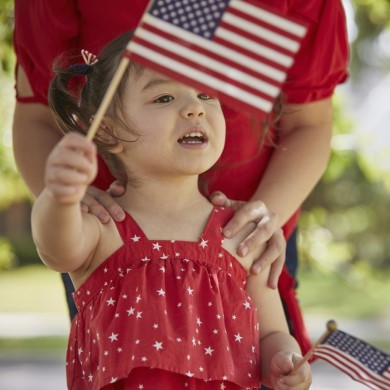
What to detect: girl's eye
<box><xmin>154</xmin><ymin>95</ymin><xmax>174</xmax><ymax>103</ymax></box>
<box><xmin>198</xmin><ymin>92</ymin><xmax>213</xmax><ymax>100</ymax></box>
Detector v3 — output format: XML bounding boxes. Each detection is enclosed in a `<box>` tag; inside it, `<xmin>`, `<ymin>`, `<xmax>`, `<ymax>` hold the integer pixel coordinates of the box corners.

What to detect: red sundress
<box><xmin>67</xmin><ymin>207</ymin><xmax>261</xmax><ymax>390</ymax></box>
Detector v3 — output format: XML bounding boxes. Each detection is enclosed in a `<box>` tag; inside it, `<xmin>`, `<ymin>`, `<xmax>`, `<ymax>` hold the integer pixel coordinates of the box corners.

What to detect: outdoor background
<box><xmin>0</xmin><ymin>1</ymin><xmax>389</xmax><ymax>389</ymax></box>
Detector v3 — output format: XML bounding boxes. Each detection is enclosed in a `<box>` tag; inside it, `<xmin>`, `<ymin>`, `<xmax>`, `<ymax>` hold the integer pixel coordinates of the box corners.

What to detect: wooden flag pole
<box><xmin>290</xmin><ymin>320</ymin><xmax>338</xmax><ymax>374</ymax></box>
<box><xmin>86</xmin><ymin>56</ymin><xmax>130</xmax><ymax>141</ymax></box>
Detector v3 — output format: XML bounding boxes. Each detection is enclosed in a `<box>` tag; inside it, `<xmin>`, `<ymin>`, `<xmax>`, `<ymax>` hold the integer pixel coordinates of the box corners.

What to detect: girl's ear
<box><xmin>99</xmin><ymin>118</ymin><xmax>124</xmax><ymax>154</ymax></box>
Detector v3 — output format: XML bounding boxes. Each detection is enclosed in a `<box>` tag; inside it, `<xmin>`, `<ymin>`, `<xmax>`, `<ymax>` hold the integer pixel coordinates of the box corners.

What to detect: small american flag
<box><xmin>125</xmin><ymin>0</ymin><xmax>307</xmax><ymax>115</ymax></box>
<box><xmin>313</xmin><ymin>330</ymin><xmax>390</xmax><ymax>390</ymax></box>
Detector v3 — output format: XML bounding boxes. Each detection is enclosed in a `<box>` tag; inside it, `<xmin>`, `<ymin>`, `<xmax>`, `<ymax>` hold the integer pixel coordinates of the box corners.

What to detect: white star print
<box><xmin>108</xmin><ymin>333</ymin><xmax>118</xmax><ymax>342</ymax></box>
<box><xmin>135</xmin><ymin>339</ymin><xmax>140</xmax><ymax>344</ymax></box>
<box><xmin>78</xmin><ymin>347</ymin><xmax>83</xmax><ymax>355</ymax></box>
<box><xmin>204</xmin><ymin>346</ymin><xmax>214</xmax><ymax>355</ymax></box>
<box><xmin>141</xmin><ymin>356</ymin><xmax>147</xmax><ymax>362</ymax></box>
<box><xmin>159</xmin><ymin>266</ymin><xmax>166</xmax><ymax>273</ymax></box>
<box><xmin>103</xmin><ymin>267</ymin><xmax>108</xmax><ymax>273</ymax></box>
<box><xmin>234</xmin><ymin>333</ymin><xmax>243</xmax><ymax>343</ymax></box>
<box><xmin>114</xmin><ymin>313</ymin><xmax>120</xmax><ymax>318</ymax></box>
<box><xmin>131</xmin><ymin>234</ymin><xmax>140</xmax><ymax>242</ymax></box>
<box><xmin>138</xmin><ymin>385</ymin><xmax>144</xmax><ymax>389</ymax></box>
<box><xmin>153</xmin><ymin>341</ymin><xmax>163</xmax><ymax>351</ymax></box>
<box><xmin>160</xmin><ymin>253</ymin><xmax>168</xmax><ymax>260</ymax></box>
<box><xmin>185</xmin><ymin>371</ymin><xmax>194</xmax><ymax>377</ymax></box>
<box><xmin>104</xmin><ymin>351</ymin><xmax>109</xmax><ymax>356</ymax></box>
<box><xmin>141</xmin><ymin>256</ymin><xmax>150</xmax><ymax>262</ymax></box>
<box><xmin>136</xmin><ymin>311</ymin><xmax>143</xmax><ymax>319</ymax></box>
<box><xmin>136</xmin><ymin>295</ymin><xmax>142</xmax><ymax>303</ymax></box>
<box><xmin>243</xmin><ymin>301</ymin><xmax>251</xmax><ymax>309</ymax></box>
<box><xmin>110</xmin><ymin>377</ymin><xmax>117</xmax><ymax>383</ymax></box>
<box><xmin>117</xmin><ymin>347</ymin><xmax>122</xmax><ymax>353</ymax></box>
<box><xmin>213</xmin><ymin>329</ymin><xmax>219</xmax><ymax>334</ymax></box>
<box><xmin>199</xmin><ymin>238</ymin><xmax>208</xmax><ymax>248</ymax></box>
<box><xmin>153</xmin><ymin>324</ymin><xmax>159</xmax><ymax>329</ymax></box>
<box><xmin>220</xmin><ymin>383</ymin><xmax>226</xmax><ymax>389</ymax></box>
<box><xmin>187</xmin><ymin>287</ymin><xmax>194</xmax><ymax>295</ymax></box>
<box><xmin>157</xmin><ymin>288</ymin><xmax>166</xmax><ymax>296</ymax></box>
<box><xmin>196</xmin><ymin>317</ymin><xmax>202</xmax><ymax>326</ymax></box>
<box><xmin>152</xmin><ymin>242</ymin><xmax>161</xmax><ymax>251</ymax></box>
<box><xmin>127</xmin><ymin>307</ymin><xmax>135</xmax><ymax>316</ymax></box>
<box><xmin>232</xmin><ymin>315</ymin><xmax>237</xmax><ymax>320</ymax></box>
<box><xmin>106</xmin><ymin>298</ymin><xmax>115</xmax><ymax>306</ymax></box>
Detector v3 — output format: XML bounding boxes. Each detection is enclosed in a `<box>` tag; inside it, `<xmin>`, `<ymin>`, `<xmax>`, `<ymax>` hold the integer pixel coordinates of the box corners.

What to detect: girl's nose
<box><xmin>180</xmin><ymin>100</ymin><xmax>205</xmax><ymax>118</ymax></box>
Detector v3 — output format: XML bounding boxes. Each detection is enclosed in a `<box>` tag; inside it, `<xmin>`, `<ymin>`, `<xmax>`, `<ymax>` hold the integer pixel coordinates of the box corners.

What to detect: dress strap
<box><xmin>200</xmin><ymin>206</ymin><xmax>234</xmax><ymax>245</ymax></box>
<box><xmin>113</xmin><ymin>211</ymin><xmax>148</xmax><ymax>244</ymax></box>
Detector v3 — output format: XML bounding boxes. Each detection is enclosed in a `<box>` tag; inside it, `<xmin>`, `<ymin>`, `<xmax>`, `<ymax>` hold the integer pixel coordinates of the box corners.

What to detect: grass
<box><xmin>297</xmin><ymin>268</ymin><xmax>390</xmax><ymax>319</ymax></box>
<box><xmin>0</xmin><ymin>264</ymin><xmax>68</xmax><ymax>313</ymax></box>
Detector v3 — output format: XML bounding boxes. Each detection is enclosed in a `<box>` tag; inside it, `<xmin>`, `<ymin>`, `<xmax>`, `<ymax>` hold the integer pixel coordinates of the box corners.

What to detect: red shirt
<box><xmin>14</xmin><ymin>0</ymin><xmax>349</xmax><ymax>239</ymax></box>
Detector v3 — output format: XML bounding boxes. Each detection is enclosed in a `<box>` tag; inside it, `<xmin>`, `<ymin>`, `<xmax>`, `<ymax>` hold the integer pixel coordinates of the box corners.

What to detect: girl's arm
<box><xmin>246</xmin><ymin>270</ymin><xmax>312</xmax><ymax>389</ymax></box>
<box><xmin>31</xmin><ymin>133</ymin><xmax>100</xmax><ymax>273</ymax></box>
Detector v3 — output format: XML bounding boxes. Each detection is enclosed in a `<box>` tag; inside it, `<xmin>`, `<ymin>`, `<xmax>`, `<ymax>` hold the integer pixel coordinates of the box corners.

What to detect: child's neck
<box><xmin>116</xmin><ymin>175</ymin><xmax>213</xmax><ymax>241</ymax></box>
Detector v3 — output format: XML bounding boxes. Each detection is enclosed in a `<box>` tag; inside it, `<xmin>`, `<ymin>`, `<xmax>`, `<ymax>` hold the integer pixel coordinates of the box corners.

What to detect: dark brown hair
<box><xmin>48</xmin><ymin>31</ymin><xmax>143</xmax><ymax>182</ymax></box>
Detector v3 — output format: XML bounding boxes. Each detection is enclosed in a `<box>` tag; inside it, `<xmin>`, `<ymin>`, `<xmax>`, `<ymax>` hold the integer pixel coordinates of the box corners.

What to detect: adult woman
<box><xmin>12</xmin><ymin>0</ymin><xmax>349</xmax><ymax>358</ymax></box>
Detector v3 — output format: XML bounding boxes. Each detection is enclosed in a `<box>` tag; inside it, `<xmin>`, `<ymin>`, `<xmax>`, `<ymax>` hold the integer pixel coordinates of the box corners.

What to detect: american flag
<box><xmin>313</xmin><ymin>330</ymin><xmax>390</xmax><ymax>390</ymax></box>
<box><xmin>125</xmin><ymin>0</ymin><xmax>307</xmax><ymax>116</ymax></box>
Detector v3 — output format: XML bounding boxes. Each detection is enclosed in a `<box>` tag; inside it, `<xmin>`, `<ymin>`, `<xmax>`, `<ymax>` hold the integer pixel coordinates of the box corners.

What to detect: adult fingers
<box><xmin>81</xmin><ymin>187</ymin><xmax>125</xmax><ymax>223</ymax></box>
<box><xmin>250</xmin><ymin>231</ymin><xmax>286</xmax><ymax>288</ymax></box>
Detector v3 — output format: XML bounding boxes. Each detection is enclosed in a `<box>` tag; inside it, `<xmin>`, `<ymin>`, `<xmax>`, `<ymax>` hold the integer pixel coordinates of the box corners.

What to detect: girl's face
<box><xmin>117</xmin><ymin>68</ymin><xmax>226</xmax><ymax>179</ymax></box>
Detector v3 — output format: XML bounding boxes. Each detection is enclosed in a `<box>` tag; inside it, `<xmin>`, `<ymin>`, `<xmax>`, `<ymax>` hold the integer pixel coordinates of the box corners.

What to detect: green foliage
<box><xmin>0</xmin><ymin>237</ymin><xmax>16</xmax><ymax>269</ymax></box>
<box><xmin>299</xmin><ymin>96</ymin><xmax>390</xmax><ymax>274</ymax></box>
<box><xmin>0</xmin><ymin>0</ymin><xmax>14</xmax><ymax>74</ymax></box>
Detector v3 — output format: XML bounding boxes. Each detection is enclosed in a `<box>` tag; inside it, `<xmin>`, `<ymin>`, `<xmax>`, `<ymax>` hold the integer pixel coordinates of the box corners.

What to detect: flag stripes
<box><xmin>126</xmin><ymin>0</ymin><xmax>307</xmax><ymax>115</ymax></box>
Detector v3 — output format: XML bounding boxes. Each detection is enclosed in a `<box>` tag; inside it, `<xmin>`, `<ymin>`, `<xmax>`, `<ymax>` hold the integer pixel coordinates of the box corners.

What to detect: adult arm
<box><xmin>251</xmin><ymin>98</ymin><xmax>333</xmax><ymax>227</ymax></box>
<box><xmin>13</xmin><ymin>67</ymin><xmax>125</xmax><ymax>221</ymax></box>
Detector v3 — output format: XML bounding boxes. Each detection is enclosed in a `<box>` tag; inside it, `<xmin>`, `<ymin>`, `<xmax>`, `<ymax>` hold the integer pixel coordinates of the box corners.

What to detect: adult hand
<box><xmin>210</xmin><ymin>191</ymin><xmax>286</xmax><ymax>289</ymax></box>
<box><xmin>80</xmin><ymin>181</ymin><xmax>126</xmax><ymax>224</ymax></box>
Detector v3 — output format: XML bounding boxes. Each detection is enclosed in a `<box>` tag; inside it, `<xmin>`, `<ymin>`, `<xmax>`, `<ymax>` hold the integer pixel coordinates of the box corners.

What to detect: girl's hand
<box><xmin>210</xmin><ymin>191</ymin><xmax>286</xmax><ymax>288</ymax></box>
<box><xmin>271</xmin><ymin>352</ymin><xmax>312</xmax><ymax>390</ymax></box>
<box><xmin>45</xmin><ymin>133</ymin><xmax>97</xmax><ymax>204</ymax></box>
<box><xmin>80</xmin><ymin>181</ymin><xmax>126</xmax><ymax>224</ymax></box>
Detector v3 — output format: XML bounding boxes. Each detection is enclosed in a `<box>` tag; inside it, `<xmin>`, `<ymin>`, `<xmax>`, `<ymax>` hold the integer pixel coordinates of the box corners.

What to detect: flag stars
<box><xmin>153</xmin><ymin>324</ymin><xmax>159</xmax><ymax>329</ymax></box>
<box><xmin>136</xmin><ymin>295</ymin><xmax>142</xmax><ymax>303</ymax></box>
<box><xmin>204</xmin><ymin>346</ymin><xmax>214</xmax><ymax>356</ymax></box>
<box><xmin>131</xmin><ymin>234</ymin><xmax>140</xmax><ymax>242</ymax></box>
<box><xmin>234</xmin><ymin>333</ymin><xmax>243</xmax><ymax>343</ymax></box>
<box><xmin>187</xmin><ymin>287</ymin><xmax>194</xmax><ymax>295</ymax></box>
<box><xmin>136</xmin><ymin>311</ymin><xmax>143</xmax><ymax>319</ymax></box>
